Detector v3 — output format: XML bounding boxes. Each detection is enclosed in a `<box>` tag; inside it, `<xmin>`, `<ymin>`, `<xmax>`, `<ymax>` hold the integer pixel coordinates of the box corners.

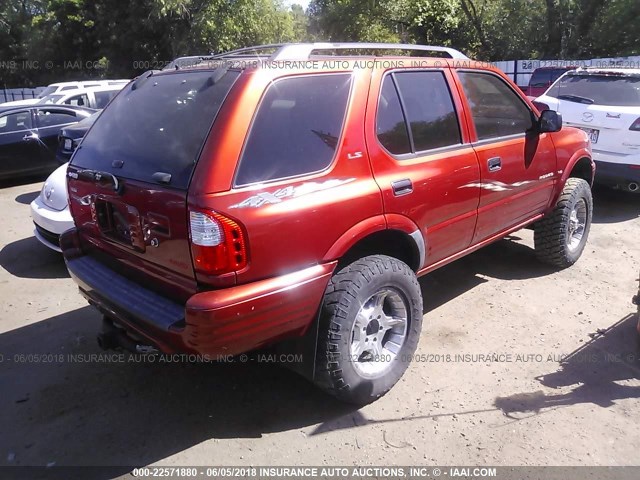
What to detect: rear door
<box><xmin>0</xmin><ymin>110</ymin><xmax>41</xmax><ymax>177</ymax></box>
<box><xmin>366</xmin><ymin>68</ymin><xmax>480</xmax><ymax>267</ymax></box>
<box><xmin>455</xmin><ymin>70</ymin><xmax>557</xmax><ymax>242</ymax></box>
<box><xmin>67</xmin><ymin>69</ymin><xmax>240</xmax><ymax>302</ymax></box>
<box><xmin>34</xmin><ymin>107</ymin><xmax>83</xmax><ymax>166</ymax></box>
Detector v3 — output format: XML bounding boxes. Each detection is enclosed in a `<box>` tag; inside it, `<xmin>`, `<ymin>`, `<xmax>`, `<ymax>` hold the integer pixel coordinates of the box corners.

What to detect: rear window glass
<box><xmin>393</xmin><ymin>71</ymin><xmax>461</xmax><ymax>152</ymax></box>
<box><xmin>235</xmin><ymin>74</ymin><xmax>352</xmax><ymax>186</ymax></box>
<box><xmin>547</xmin><ymin>73</ymin><xmax>640</xmax><ymax>106</ymax></box>
<box><xmin>71</xmin><ymin>70</ymin><xmax>239</xmax><ymax>189</ymax></box>
<box><xmin>376</xmin><ymin>76</ymin><xmax>411</xmax><ymax>155</ymax></box>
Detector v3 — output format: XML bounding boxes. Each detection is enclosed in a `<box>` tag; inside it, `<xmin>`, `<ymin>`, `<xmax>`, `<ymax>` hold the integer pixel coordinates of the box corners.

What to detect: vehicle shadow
<box><xmin>493</xmin><ymin>313</ymin><xmax>640</xmax><ymax>418</ymax></box>
<box><xmin>0</xmin><ymin>236</ymin><xmax>69</xmax><ymax>279</ymax></box>
<box><xmin>0</xmin><ymin>307</ymin><xmax>355</xmax><ymax>474</ymax></box>
<box><xmin>420</xmin><ymin>235</ymin><xmax>555</xmax><ymax>313</ymax></box>
<box><xmin>592</xmin><ymin>185</ymin><xmax>640</xmax><ymax>224</ymax></box>
<box><xmin>14</xmin><ymin>190</ymin><xmax>40</xmax><ymax>205</ymax></box>
<box><xmin>0</xmin><ymin>174</ymin><xmax>47</xmax><ymax>190</ymax></box>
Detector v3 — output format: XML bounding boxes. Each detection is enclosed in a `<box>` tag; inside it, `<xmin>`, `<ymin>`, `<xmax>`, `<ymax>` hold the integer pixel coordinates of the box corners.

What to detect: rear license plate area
<box><xmin>579</xmin><ymin>127</ymin><xmax>599</xmax><ymax>144</ymax></box>
<box><xmin>94</xmin><ymin>199</ymin><xmax>144</xmax><ymax>251</ymax></box>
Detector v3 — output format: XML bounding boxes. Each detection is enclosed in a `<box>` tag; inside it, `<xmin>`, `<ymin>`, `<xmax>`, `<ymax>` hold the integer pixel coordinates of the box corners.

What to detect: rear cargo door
<box><xmin>67</xmin><ymin>69</ymin><xmax>240</xmax><ymax>301</ymax></box>
<box><xmin>545</xmin><ymin>73</ymin><xmax>640</xmax><ymax>160</ymax></box>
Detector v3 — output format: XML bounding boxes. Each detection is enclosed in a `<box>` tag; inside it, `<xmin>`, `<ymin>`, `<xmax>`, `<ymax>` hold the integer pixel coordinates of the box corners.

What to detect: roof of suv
<box><xmin>571</xmin><ymin>67</ymin><xmax>640</xmax><ymax>76</ymax></box>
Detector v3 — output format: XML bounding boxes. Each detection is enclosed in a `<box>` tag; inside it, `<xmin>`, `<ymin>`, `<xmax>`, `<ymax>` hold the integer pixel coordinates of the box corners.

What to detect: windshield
<box><xmin>71</xmin><ymin>69</ymin><xmax>240</xmax><ymax>189</ymax></box>
<box><xmin>37</xmin><ymin>86</ymin><xmax>57</xmax><ymax>98</ymax></box>
<box><xmin>547</xmin><ymin>73</ymin><xmax>640</xmax><ymax>106</ymax></box>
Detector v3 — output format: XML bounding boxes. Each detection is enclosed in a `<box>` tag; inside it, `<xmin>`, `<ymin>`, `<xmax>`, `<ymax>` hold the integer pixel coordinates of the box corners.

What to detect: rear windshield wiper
<box><xmin>74</xmin><ymin>169</ymin><xmax>121</xmax><ymax>193</ymax></box>
<box><xmin>557</xmin><ymin>94</ymin><xmax>594</xmax><ymax>105</ymax></box>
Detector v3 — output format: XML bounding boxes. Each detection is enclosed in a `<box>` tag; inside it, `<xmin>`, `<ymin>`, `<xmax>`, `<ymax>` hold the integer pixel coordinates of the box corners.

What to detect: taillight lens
<box><xmin>629</xmin><ymin>118</ymin><xmax>640</xmax><ymax>131</ymax></box>
<box><xmin>189</xmin><ymin>210</ymin><xmax>248</xmax><ymax>275</ymax></box>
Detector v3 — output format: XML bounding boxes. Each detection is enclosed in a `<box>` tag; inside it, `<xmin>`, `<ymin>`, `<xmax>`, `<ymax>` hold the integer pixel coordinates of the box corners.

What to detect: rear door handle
<box><xmin>23</xmin><ymin>133</ymin><xmax>38</xmax><ymax>142</ymax></box>
<box><xmin>487</xmin><ymin>157</ymin><xmax>502</xmax><ymax>172</ymax></box>
<box><xmin>391</xmin><ymin>178</ymin><xmax>413</xmax><ymax>196</ymax></box>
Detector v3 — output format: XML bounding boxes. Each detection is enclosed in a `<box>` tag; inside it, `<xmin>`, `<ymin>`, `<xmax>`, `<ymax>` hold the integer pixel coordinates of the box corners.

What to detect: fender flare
<box><xmin>322</xmin><ymin>214</ymin><xmax>426</xmax><ymax>270</ymax></box>
<box><xmin>552</xmin><ymin>148</ymin><xmax>594</xmax><ymax>206</ymax></box>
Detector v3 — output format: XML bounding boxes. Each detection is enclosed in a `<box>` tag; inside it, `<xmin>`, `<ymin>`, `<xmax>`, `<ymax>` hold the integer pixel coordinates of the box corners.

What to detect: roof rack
<box><xmin>267</xmin><ymin>43</ymin><xmax>470</xmax><ymax>60</ymax></box>
<box><xmin>165</xmin><ymin>43</ymin><xmax>469</xmax><ymax>70</ymax></box>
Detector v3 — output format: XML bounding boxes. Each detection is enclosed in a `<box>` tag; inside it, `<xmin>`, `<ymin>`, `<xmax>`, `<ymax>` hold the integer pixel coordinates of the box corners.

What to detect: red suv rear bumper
<box><xmin>61</xmin><ymin>229</ymin><xmax>336</xmax><ymax>357</ymax></box>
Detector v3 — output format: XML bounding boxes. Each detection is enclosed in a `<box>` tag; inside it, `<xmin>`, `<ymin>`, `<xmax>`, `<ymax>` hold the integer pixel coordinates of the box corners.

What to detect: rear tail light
<box><xmin>629</xmin><ymin>118</ymin><xmax>640</xmax><ymax>131</ymax></box>
<box><xmin>189</xmin><ymin>210</ymin><xmax>248</xmax><ymax>275</ymax></box>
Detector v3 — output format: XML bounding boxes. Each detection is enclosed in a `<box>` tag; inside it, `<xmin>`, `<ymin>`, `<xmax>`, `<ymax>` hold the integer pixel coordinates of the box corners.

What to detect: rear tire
<box><xmin>534</xmin><ymin>178</ymin><xmax>592</xmax><ymax>268</ymax></box>
<box><xmin>314</xmin><ymin>255</ymin><xmax>423</xmax><ymax>405</ymax></box>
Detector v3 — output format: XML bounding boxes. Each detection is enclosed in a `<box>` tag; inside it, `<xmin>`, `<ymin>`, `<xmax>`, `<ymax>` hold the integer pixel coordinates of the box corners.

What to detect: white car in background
<box><xmin>1</xmin><ymin>79</ymin><xmax>129</xmax><ymax>107</ymax></box>
<box><xmin>30</xmin><ymin>162</ymin><xmax>74</xmax><ymax>251</ymax></box>
<box><xmin>536</xmin><ymin>68</ymin><xmax>640</xmax><ymax>192</ymax></box>
<box><xmin>38</xmin><ymin>85</ymin><xmax>126</xmax><ymax>110</ymax></box>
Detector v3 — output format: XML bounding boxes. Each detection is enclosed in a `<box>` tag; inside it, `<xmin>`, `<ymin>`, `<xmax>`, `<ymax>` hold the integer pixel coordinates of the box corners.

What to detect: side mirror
<box><xmin>538</xmin><ymin>109</ymin><xmax>562</xmax><ymax>133</ymax></box>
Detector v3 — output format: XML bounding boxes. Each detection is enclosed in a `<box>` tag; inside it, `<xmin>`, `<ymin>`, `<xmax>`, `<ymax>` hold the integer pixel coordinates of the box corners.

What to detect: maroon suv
<box><xmin>62</xmin><ymin>43</ymin><xmax>594</xmax><ymax>404</ymax></box>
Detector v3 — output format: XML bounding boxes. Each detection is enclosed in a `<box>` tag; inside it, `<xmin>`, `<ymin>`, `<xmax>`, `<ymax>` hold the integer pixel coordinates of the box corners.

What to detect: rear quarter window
<box><xmin>235</xmin><ymin>74</ymin><xmax>352</xmax><ymax>186</ymax></box>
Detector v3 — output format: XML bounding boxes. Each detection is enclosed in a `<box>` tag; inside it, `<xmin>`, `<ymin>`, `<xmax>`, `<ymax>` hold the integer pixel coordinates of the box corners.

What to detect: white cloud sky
<box><xmin>283</xmin><ymin>0</ymin><xmax>310</xmax><ymax>9</ymax></box>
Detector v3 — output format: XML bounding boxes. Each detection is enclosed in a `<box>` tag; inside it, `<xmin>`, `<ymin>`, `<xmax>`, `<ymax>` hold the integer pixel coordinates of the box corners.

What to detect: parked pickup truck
<box><xmin>61</xmin><ymin>43</ymin><xmax>595</xmax><ymax>404</ymax></box>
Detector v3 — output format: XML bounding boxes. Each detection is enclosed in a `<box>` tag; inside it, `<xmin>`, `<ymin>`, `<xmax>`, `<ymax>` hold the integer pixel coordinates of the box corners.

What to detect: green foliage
<box><xmin>0</xmin><ymin>0</ymin><xmax>638</xmax><ymax>87</ymax></box>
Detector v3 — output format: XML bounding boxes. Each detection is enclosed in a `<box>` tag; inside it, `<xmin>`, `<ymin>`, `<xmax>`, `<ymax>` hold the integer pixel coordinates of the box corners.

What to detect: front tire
<box><xmin>314</xmin><ymin>255</ymin><xmax>423</xmax><ymax>404</ymax></box>
<box><xmin>534</xmin><ymin>178</ymin><xmax>593</xmax><ymax>268</ymax></box>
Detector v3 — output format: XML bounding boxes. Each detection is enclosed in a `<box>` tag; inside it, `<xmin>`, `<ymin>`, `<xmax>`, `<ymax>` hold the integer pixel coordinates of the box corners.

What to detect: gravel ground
<box><xmin>0</xmin><ymin>177</ymin><xmax>638</xmax><ymax>473</ymax></box>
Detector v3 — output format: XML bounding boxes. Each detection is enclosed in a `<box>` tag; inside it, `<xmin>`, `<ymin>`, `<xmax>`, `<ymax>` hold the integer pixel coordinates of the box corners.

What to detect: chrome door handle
<box><xmin>22</xmin><ymin>133</ymin><xmax>38</xmax><ymax>142</ymax></box>
<box><xmin>392</xmin><ymin>178</ymin><xmax>413</xmax><ymax>196</ymax></box>
<box><xmin>487</xmin><ymin>157</ymin><xmax>502</xmax><ymax>172</ymax></box>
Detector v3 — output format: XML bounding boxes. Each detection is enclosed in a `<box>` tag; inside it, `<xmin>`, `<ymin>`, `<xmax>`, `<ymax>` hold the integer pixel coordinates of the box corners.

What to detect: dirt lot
<box><xmin>0</xmin><ymin>176</ymin><xmax>639</xmax><ymax>473</ymax></box>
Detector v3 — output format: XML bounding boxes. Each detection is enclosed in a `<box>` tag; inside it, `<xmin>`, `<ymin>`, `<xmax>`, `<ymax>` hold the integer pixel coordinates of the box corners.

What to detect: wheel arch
<box><xmin>550</xmin><ymin>151</ymin><xmax>594</xmax><ymax>207</ymax></box>
<box><xmin>567</xmin><ymin>156</ymin><xmax>595</xmax><ymax>186</ymax></box>
<box><xmin>322</xmin><ymin>214</ymin><xmax>425</xmax><ymax>272</ymax></box>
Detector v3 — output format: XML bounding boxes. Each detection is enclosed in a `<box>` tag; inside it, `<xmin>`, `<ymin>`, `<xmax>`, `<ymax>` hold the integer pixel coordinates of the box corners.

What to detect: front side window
<box><xmin>235</xmin><ymin>74</ymin><xmax>352</xmax><ymax>186</ymax></box>
<box><xmin>459</xmin><ymin>72</ymin><xmax>534</xmax><ymax>141</ymax></box>
<box><xmin>0</xmin><ymin>111</ymin><xmax>32</xmax><ymax>133</ymax></box>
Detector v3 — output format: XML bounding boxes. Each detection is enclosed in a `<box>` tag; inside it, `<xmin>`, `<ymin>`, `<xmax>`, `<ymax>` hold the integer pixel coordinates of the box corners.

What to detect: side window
<box><xmin>94</xmin><ymin>91</ymin><xmax>115</xmax><ymax>109</ymax></box>
<box><xmin>459</xmin><ymin>72</ymin><xmax>534</xmax><ymax>141</ymax></box>
<box><xmin>529</xmin><ymin>70</ymin><xmax>551</xmax><ymax>87</ymax></box>
<box><xmin>35</xmin><ymin>110</ymin><xmax>77</xmax><ymax>128</ymax></box>
<box><xmin>64</xmin><ymin>94</ymin><xmax>88</xmax><ymax>107</ymax></box>
<box><xmin>235</xmin><ymin>74</ymin><xmax>352</xmax><ymax>186</ymax></box>
<box><xmin>376</xmin><ymin>76</ymin><xmax>411</xmax><ymax>155</ymax></box>
<box><xmin>0</xmin><ymin>111</ymin><xmax>33</xmax><ymax>133</ymax></box>
<box><xmin>60</xmin><ymin>86</ymin><xmax>76</xmax><ymax>91</ymax></box>
<box><xmin>393</xmin><ymin>71</ymin><xmax>461</xmax><ymax>152</ymax></box>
